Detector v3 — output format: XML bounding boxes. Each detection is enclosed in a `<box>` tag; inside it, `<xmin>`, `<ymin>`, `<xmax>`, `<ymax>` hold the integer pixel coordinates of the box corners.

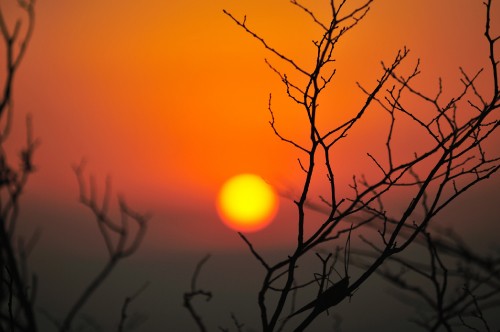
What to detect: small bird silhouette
<box><xmin>288</xmin><ymin>276</ymin><xmax>350</xmax><ymax>319</ymax></box>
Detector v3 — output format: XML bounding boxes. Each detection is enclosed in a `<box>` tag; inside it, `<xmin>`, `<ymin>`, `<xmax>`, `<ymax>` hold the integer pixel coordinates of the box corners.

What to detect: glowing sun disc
<box><xmin>217</xmin><ymin>174</ymin><xmax>278</xmax><ymax>232</ymax></box>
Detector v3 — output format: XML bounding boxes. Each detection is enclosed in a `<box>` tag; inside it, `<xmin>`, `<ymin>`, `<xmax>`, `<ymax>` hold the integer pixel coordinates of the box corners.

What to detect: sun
<box><xmin>217</xmin><ymin>173</ymin><xmax>278</xmax><ymax>232</ymax></box>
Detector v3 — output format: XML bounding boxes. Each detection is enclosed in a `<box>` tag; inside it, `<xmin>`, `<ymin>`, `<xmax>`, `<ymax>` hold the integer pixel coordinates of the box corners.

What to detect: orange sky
<box><xmin>3</xmin><ymin>1</ymin><xmax>499</xmax><ymax>330</ymax></box>
<box><xmin>6</xmin><ymin>0</ymin><xmax>499</xmax><ymax>252</ymax></box>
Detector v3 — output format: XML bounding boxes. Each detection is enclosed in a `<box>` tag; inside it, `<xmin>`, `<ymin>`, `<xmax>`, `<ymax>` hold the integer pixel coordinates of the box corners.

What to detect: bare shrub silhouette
<box><xmin>0</xmin><ymin>0</ymin><xmax>498</xmax><ymax>331</ymax></box>
<box><xmin>57</xmin><ymin>162</ymin><xmax>150</xmax><ymax>332</ymax></box>
<box><xmin>354</xmin><ymin>225</ymin><xmax>500</xmax><ymax>331</ymax></box>
<box><xmin>0</xmin><ymin>1</ymin><xmax>38</xmax><ymax>330</ymax></box>
<box><xmin>0</xmin><ymin>2</ymin><xmax>150</xmax><ymax>331</ymax></box>
<box><xmin>177</xmin><ymin>0</ymin><xmax>500</xmax><ymax>331</ymax></box>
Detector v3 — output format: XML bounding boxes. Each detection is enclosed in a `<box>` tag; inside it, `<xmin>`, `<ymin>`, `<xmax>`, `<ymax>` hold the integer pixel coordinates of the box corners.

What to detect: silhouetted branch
<box><xmin>0</xmin><ymin>2</ymin><xmax>39</xmax><ymax>330</ymax></box>
<box><xmin>59</xmin><ymin>162</ymin><xmax>150</xmax><ymax>332</ymax></box>
<box><xmin>184</xmin><ymin>255</ymin><xmax>212</xmax><ymax>332</ymax></box>
<box><xmin>0</xmin><ymin>0</ymin><xmax>35</xmax><ymax>127</ymax></box>
<box><xmin>238</xmin><ymin>232</ymin><xmax>270</xmax><ymax>270</ymax></box>
<box><xmin>223</xmin><ymin>0</ymin><xmax>499</xmax><ymax>330</ymax></box>
<box><xmin>219</xmin><ymin>313</ymin><xmax>244</xmax><ymax>332</ymax></box>
<box><xmin>117</xmin><ymin>282</ymin><xmax>149</xmax><ymax>332</ymax></box>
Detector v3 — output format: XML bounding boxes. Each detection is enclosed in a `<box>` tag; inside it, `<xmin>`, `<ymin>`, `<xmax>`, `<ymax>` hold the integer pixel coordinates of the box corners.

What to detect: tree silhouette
<box><xmin>0</xmin><ymin>1</ymin><xmax>38</xmax><ymax>330</ymax></box>
<box><xmin>355</xmin><ymin>225</ymin><xmax>500</xmax><ymax>331</ymax></box>
<box><xmin>0</xmin><ymin>0</ymin><xmax>498</xmax><ymax>331</ymax></box>
<box><xmin>0</xmin><ymin>2</ymin><xmax>150</xmax><ymax>331</ymax></box>
<box><xmin>187</xmin><ymin>0</ymin><xmax>500</xmax><ymax>330</ymax></box>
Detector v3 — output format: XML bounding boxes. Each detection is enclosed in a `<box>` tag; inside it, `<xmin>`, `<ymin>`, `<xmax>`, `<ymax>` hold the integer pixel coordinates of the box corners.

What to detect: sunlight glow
<box><xmin>217</xmin><ymin>174</ymin><xmax>278</xmax><ymax>232</ymax></box>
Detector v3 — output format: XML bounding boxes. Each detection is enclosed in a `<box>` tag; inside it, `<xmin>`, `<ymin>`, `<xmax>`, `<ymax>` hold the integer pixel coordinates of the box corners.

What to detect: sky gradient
<box><xmin>5</xmin><ymin>0</ymin><xmax>499</xmax><ymax>330</ymax></box>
